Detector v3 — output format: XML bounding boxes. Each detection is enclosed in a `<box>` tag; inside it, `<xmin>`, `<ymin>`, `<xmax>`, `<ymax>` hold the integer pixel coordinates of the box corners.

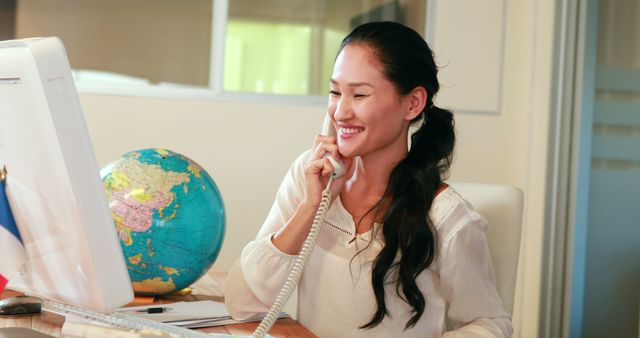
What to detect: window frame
<box><xmin>73</xmin><ymin>0</ymin><xmax>434</xmax><ymax>105</ymax></box>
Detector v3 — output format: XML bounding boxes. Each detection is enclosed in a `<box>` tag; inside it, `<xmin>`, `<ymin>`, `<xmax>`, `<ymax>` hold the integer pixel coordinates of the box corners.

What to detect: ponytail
<box><xmin>362</xmin><ymin>104</ymin><xmax>455</xmax><ymax>329</ymax></box>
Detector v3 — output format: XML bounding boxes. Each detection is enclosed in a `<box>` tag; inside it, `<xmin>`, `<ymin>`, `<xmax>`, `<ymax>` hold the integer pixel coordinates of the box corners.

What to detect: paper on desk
<box><xmin>63</xmin><ymin>314</ymin><xmax>274</xmax><ymax>338</ymax></box>
<box><xmin>118</xmin><ymin>301</ymin><xmax>227</xmax><ymax>322</ymax></box>
<box><xmin>117</xmin><ymin>300</ymin><xmax>288</xmax><ymax>328</ymax></box>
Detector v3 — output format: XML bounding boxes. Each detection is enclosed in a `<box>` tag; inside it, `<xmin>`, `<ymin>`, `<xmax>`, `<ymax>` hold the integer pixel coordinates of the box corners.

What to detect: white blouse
<box><xmin>225</xmin><ymin>151</ymin><xmax>512</xmax><ymax>338</ymax></box>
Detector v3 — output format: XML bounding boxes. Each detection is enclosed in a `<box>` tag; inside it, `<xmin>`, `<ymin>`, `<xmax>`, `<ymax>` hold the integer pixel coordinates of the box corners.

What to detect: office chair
<box><xmin>449</xmin><ymin>182</ymin><xmax>524</xmax><ymax>315</ymax></box>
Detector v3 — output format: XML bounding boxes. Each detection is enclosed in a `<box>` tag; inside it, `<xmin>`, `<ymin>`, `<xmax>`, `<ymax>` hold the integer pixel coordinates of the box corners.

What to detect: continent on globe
<box><xmin>101</xmin><ymin>149</ymin><xmax>225</xmax><ymax>296</ymax></box>
<box><xmin>105</xmin><ymin>157</ymin><xmax>190</xmax><ymax>244</ymax></box>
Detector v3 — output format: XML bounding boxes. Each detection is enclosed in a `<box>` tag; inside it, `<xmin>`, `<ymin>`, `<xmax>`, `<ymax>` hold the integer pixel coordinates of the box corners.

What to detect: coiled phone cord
<box><xmin>251</xmin><ymin>175</ymin><xmax>335</xmax><ymax>338</ymax></box>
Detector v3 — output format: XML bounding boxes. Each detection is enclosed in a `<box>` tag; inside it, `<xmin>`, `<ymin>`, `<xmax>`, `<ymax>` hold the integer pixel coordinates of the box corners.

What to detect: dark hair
<box><xmin>338</xmin><ymin>22</ymin><xmax>455</xmax><ymax>330</ymax></box>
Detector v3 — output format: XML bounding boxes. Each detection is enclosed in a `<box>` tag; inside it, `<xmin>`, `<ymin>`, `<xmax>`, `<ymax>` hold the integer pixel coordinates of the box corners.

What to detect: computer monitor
<box><xmin>0</xmin><ymin>37</ymin><xmax>133</xmax><ymax>313</ymax></box>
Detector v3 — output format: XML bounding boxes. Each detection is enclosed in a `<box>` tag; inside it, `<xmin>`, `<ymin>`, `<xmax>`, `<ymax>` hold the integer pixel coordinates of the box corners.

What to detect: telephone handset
<box><xmin>321</xmin><ymin>116</ymin><xmax>345</xmax><ymax>178</ymax></box>
<box><xmin>251</xmin><ymin>115</ymin><xmax>343</xmax><ymax>338</ymax></box>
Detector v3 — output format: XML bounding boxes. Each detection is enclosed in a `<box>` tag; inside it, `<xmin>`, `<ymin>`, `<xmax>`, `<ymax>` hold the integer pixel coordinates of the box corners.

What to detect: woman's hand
<box><xmin>272</xmin><ymin>136</ymin><xmax>352</xmax><ymax>255</ymax></box>
<box><xmin>302</xmin><ymin>135</ymin><xmax>351</xmax><ymax>208</ymax></box>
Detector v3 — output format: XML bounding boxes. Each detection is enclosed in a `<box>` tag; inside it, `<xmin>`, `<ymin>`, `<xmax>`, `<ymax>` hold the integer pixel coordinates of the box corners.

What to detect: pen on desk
<box><xmin>127</xmin><ymin>306</ymin><xmax>172</xmax><ymax>314</ymax></box>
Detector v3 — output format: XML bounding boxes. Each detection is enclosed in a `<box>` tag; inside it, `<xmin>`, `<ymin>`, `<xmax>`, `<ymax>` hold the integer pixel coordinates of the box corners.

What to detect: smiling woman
<box><xmin>225</xmin><ymin>21</ymin><xmax>512</xmax><ymax>338</ymax></box>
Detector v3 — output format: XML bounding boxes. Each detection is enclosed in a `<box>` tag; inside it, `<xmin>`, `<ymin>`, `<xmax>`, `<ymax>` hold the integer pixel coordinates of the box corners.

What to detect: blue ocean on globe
<box><xmin>100</xmin><ymin>148</ymin><xmax>225</xmax><ymax>296</ymax></box>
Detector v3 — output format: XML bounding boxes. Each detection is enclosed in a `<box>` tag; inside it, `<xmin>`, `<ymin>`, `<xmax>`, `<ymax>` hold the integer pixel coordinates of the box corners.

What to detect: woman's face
<box><xmin>328</xmin><ymin>44</ymin><xmax>413</xmax><ymax>160</ymax></box>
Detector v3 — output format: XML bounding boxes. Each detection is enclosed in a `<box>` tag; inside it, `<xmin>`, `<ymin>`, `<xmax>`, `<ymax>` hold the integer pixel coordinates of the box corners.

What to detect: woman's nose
<box><xmin>333</xmin><ymin>97</ymin><xmax>353</xmax><ymax>121</ymax></box>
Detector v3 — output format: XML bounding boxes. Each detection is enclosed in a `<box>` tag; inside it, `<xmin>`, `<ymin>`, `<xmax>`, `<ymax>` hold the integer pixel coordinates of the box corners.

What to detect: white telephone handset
<box><xmin>321</xmin><ymin>116</ymin><xmax>345</xmax><ymax>178</ymax></box>
<box><xmin>251</xmin><ymin>115</ymin><xmax>343</xmax><ymax>338</ymax></box>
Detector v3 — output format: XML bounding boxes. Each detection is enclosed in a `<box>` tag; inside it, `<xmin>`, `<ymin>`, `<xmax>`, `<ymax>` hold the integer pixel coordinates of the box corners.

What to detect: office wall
<box><xmin>16</xmin><ymin>0</ymin><xmax>212</xmax><ymax>86</ymax></box>
<box><xmin>74</xmin><ymin>0</ymin><xmax>555</xmax><ymax>337</ymax></box>
<box><xmin>428</xmin><ymin>1</ymin><xmax>556</xmax><ymax>336</ymax></box>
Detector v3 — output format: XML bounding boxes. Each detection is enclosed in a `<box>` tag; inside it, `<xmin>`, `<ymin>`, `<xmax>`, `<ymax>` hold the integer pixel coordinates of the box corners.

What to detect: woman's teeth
<box><xmin>340</xmin><ymin>127</ymin><xmax>364</xmax><ymax>135</ymax></box>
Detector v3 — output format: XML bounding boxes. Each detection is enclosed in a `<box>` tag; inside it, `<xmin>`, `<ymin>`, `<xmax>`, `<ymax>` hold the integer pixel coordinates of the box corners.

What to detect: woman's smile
<box><xmin>338</xmin><ymin>125</ymin><xmax>365</xmax><ymax>138</ymax></box>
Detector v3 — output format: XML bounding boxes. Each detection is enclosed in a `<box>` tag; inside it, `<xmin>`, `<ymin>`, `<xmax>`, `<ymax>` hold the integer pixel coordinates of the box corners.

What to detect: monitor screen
<box><xmin>0</xmin><ymin>37</ymin><xmax>133</xmax><ymax>313</ymax></box>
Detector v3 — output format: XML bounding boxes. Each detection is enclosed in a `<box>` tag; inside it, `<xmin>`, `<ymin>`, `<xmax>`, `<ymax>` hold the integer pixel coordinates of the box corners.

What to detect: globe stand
<box><xmin>169</xmin><ymin>287</ymin><xmax>192</xmax><ymax>296</ymax></box>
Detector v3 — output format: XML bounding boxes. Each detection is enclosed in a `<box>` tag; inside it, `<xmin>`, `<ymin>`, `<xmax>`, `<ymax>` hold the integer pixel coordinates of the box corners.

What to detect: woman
<box><xmin>225</xmin><ymin>21</ymin><xmax>512</xmax><ymax>337</ymax></box>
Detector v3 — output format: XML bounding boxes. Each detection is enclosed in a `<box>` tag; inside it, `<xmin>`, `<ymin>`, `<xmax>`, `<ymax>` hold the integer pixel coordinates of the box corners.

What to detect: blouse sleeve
<box><xmin>440</xmin><ymin>212</ymin><xmax>513</xmax><ymax>338</ymax></box>
<box><xmin>225</xmin><ymin>151</ymin><xmax>310</xmax><ymax>321</ymax></box>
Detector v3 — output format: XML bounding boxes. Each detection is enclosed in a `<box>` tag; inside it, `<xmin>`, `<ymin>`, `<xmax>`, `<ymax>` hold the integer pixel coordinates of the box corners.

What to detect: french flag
<box><xmin>0</xmin><ymin>170</ymin><xmax>26</xmax><ymax>294</ymax></box>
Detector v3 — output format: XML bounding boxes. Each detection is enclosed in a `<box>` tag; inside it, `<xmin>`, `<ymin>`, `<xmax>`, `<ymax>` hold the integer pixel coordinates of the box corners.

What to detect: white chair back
<box><xmin>449</xmin><ymin>182</ymin><xmax>524</xmax><ymax>315</ymax></box>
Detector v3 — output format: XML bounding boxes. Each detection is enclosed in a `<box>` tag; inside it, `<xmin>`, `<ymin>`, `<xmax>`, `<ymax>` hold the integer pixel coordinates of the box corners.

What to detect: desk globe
<box><xmin>100</xmin><ymin>149</ymin><xmax>225</xmax><ymax>296</ymax></box>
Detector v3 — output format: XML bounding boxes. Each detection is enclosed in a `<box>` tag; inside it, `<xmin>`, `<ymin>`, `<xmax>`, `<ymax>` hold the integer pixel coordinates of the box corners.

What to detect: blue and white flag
<box><xmin>0</xmin><ymin>171</ymin><xmax>26</xmax><ymax>293</ymax></box>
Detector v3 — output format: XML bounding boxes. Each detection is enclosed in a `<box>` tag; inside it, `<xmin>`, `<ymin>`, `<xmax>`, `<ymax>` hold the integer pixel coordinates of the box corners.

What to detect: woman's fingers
<box><xmin>306</xmin><ymin>157</ymin><xmax>336</xmax><ymax>177</ymax></box>
<box><xmin>312</xmin><ymin>135</ymin><xmax>339</xmax><ymax>159</ymax></box>
<box><xmin>313</xmin><ymin>134</ymin><xmax>336</xmax><ymax>149</ymax></box>
<box><xmin>311</xmin><ymin>141</ymin><xmax>340</xmax><ymax>165</ymax></box>
<box><xmin>321</xmin><ymin>158</ymin><xmax>337</xmax><ymax>177</ymax></box>
<box><xmin>304</xmin><ymin>134</ymin><xmax>347</xmax><ymax>206</ymax></box>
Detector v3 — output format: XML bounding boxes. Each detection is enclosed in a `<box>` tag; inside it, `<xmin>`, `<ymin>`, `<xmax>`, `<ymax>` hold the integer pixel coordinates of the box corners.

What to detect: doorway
<box><xmin>567</xmin><ymin>0</ymin><xmax>640</xmax><ymax>337</ymax></box>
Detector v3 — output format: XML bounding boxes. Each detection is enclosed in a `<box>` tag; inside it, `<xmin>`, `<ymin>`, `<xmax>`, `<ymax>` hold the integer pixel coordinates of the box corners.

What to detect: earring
<box><xmin>407</xmin><ymin>113</ymin><xmax>425</xmax><ymax>152</ymax></box>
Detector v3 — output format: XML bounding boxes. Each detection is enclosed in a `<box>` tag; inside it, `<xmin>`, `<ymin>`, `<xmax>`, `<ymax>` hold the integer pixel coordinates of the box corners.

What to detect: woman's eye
<box><xmin>354</xmin><ymin>94</ymin><xmax>369</xmax><ymax>98</ymax></box>
<box><xmin>329</xmin><ymin>90</ymin><xmax>341</xmax><ymax>96</ymax></box>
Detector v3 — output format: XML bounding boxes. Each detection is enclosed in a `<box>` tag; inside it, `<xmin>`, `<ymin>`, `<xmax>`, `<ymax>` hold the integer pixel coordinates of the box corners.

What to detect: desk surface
<box><xmin>0</xmin><ymin>268</ymin><xmax>316</xmax><ymax>338</ymax></box>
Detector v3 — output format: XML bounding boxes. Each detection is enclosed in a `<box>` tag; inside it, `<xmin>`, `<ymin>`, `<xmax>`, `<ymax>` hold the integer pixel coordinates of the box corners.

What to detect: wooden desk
<box><xmin>0</xmin><ymin>268</ymin><xmax>316</xmax><ymax>337</ymax></box>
